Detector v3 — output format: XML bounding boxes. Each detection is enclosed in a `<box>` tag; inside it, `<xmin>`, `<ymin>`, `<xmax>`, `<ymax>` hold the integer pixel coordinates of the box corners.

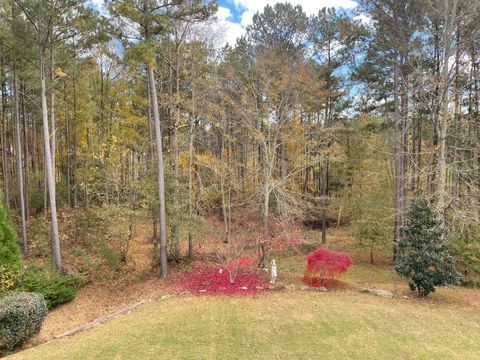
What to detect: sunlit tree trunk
<box><xmin>40</xmin><ymin>46</ymin><xmax>62</xmax><ymax>272</ymax></box>
<box><xmin>438</xmin><ymin>0</ymin><xmax>458</xmax><ymax>225</ymax></box>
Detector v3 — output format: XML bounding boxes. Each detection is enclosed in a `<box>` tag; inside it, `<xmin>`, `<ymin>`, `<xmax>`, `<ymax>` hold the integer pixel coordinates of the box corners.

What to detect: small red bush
<box><xmin>302</xmin><ymin>247</ymin><xmax>352</xmax><ymax>288</ymax></box>
<box><xmin>226</xmin><ymin>256</ymin><xmax>256</xmax><ymax>284</ymax></box>
<box><xmin>177</xmin><ymin>263</ymin><xmax>268</xmax><ymax>296</ymax></box>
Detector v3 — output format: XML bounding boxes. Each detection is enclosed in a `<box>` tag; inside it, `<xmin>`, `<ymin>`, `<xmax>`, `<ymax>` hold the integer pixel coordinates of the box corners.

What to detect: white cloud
<box><xmin>354</xmin><ymin>13</ymin><xmax>372</xmax><ymax>26</ymax></box>
<box><xmin>214</xmin><ymin>6</ymin><xmax>247</xmax><ymax>47</ymax></box>
<box><xmin>217</xmin><ymin>0</ymin><xmax>358</xmax><ymax>46</ymax></box>
<box><xmin>231</xmin><ymin>0</ymin><xmax>357</xmax><ymax>15</ymax></box>
<box><xmin>217</xmin><ymin>6</ymin><xmax>234</xmax><ymax>21</ymax></box>
<box><xmin>240</xmin><ymin>10</ymin><xmax>255</xmax><ymax>27</ymax></box>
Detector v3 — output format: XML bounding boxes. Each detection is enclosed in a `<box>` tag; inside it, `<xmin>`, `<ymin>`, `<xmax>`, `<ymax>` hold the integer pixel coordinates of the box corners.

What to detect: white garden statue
<box><xmin>270</xmin><ymin>258</ymin><xmax>277</xmax><ymax>284</ymax></box>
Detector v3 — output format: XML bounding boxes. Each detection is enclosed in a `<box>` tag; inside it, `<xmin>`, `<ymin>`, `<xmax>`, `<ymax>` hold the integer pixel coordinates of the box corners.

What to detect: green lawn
<box><xmin>9</xmin><ymin>291</ymin><xmax>480</xmax><ymax>360</ymax></box>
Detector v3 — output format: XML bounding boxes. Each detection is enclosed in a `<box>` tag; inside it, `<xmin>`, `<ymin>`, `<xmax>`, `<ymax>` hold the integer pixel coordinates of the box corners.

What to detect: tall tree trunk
<box><xmin>471</xmin><ymin>46</ymin><xmax>480</xmax><ymax>219</ymax></box>
<box><xmin>143</xmin><ymin>1</ymin><xmax>168</xmax><ymax>277</ymax></box>
<box><xmin>438</xmin><ymin>0</ymin><xmax>458</xmax><ymax>225</ymax></box>
<box><xmin>40</xmin><ymin>47</ymin><xmax>62</xmax><ymax>272</ymax></box>
<box><xmin>147</xmin><ymin>63</ymin><xmax>168</xmax><ymax>278</ymax></box>
<box><xmin>393</xmin><ymin>59</ymin><xmax>403</xmax><ymax>259</ymax></box>
<box><xmin>50</xmin><ymin>44</ymin><xmax>56</xmax><ymax>191</ymax></box>
<box><xmin>64</xmin><ymin>81</ymin><xmax>71</xmax><ymax>207</ymax></box>
<box><xmin>72</xmin><ymin>66</ymin><xmax>78</xmax><ymax>207</ymax></box>
<box><xmin>1</xmin><ymin>46</ymin><xmax>10</xmax><ymax>208</ymax></box>
<box><xmin>13</xmin><ymin>55</ymin><xmax>27</xmax><ymax>253</ymax></box>
<box><xmin>188</xmin><ymin>60</ymin><xmax>196</xmax><ymax>259</ymax></box>
<box><xmin>171</xmin><ymin>33</ymin><xmax>181</xmax><ymax>260</ymax></box>
<box><xmin>21</xmin><ymin>83</ymin><xmax>30</xmax><ymax>220</ymax></box>
<box><xmin>452</xmin><ymin>23</ymin><xmax>461</xmax><ymax>201</ymax></box>
<box><xmin>320</xmin><ymin>45</ymin><xmax>333</xmax><ymax>245</ymax></box>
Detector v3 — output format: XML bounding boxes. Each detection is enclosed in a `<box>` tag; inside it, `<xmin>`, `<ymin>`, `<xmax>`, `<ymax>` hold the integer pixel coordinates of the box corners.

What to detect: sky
<box><xmin>217</xmin><ymin>0</ymin><xmax>359</xmax><ymax>46</ymax></box>
<box><xmin>87</xmin><ymin>0</ymin><xmax>362</xmax><ymax>47</ymax></box>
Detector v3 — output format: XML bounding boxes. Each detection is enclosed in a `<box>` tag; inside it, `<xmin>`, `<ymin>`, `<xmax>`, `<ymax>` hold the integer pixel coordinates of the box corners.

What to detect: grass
<box><xmin>7</xmin><ymin>227</ymin><xmax>480</xmax><ymax>359</ymax></box>
<box><xmin>9</xmin><ymin>291</ymin><xmax>480</xmax><ymax>360</ymax></box>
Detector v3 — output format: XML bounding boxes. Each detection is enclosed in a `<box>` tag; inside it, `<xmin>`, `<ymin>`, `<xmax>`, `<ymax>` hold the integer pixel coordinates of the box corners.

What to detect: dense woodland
<box><xmin>0</xmin><ymin>0</ymin><xmax>480</xmax><ymax>284</ymax></box>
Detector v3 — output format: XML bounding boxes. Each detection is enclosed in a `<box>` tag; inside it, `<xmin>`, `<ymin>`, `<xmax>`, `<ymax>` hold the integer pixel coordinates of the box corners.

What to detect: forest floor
<box><xmin>6</xmin><ymin>218</ymin><xmax>480</xmax><ymax>359</ymax></box>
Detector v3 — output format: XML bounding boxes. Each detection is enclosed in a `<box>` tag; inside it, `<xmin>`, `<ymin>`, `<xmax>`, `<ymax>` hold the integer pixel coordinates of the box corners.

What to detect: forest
<box><xmin>1</xmin><ymin>0</ymin><xmax>480</xmax><ymax>358</ymax></box>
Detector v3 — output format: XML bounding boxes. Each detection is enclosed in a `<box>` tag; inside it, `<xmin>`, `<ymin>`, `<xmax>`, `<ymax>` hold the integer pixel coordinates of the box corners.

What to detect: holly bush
<box><xmin>395</xmin><ymin>198</ymin><xmax>461</xmax><ymax>296</ymax></box>
<box><xmin>0</xmin><ymin>292</ymin><xmax>48</xmax><ymax>351</ymax></box>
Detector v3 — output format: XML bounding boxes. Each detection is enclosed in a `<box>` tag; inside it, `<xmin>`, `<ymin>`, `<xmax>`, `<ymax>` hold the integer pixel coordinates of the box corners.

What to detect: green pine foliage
<box><xmin>395</xmin><ymin>198</ymin><xmax>461</xmax><ymax>296</ymax></box>
<box><xmin>0</xmin><ymin>195</ymin><xmax>21</xmax><ymax>266</ymax></box>
<box><xmin>0</xmin><ymin>195</ymin><xmax>22</xmax><ymax>293</ymax></box>
<box><xmin>451</xmin><ymin>224</ymin><xmax>480</xmax><ymax>286</ymax></box>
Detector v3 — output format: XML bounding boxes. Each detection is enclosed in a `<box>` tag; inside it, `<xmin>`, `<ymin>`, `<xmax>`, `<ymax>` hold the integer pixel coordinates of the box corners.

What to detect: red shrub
<box><xmin>176</xmin><ymin>263</ymin><xmax>268</xmax><ymax>296</ymax></box>
<box><xmin>302</xmin><ymin>247</ymin><xmax>352</xmax><ymax>288</ymax></box>
<box><xmin>226</xmin><ymin>256</ymin><xmax>256</xmax><ymax>284</ymax></box>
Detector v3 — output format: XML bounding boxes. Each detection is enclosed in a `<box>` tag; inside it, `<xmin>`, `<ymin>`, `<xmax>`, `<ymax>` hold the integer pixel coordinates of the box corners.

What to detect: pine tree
<box><xmin>395</xmin><ymin>198</ymin><xmax>460</xmax><ymax>296</ymax></box>
<box><xmin>0</xmin><ymin>193</ymin><xmax>20</xmax><ymax>266</ymax></box>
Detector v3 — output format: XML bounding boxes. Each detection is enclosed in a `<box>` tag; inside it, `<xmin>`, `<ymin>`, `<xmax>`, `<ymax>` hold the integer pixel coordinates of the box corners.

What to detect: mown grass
<box><xmin>8</xmin><ymin>227</ymin><xmax>480</xmax><ymax>359</ymax></box>
<box><xmin>9</xmin><ymin>291</ymin><xmax>480</xmax><ymax>360</ymax></box>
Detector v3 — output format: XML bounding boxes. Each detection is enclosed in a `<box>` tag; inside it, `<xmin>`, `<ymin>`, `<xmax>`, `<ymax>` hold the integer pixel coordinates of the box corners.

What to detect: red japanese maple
<box><xmin>302</xmin><ymin>247</ymin><xmax>352</xmax><ymax>288</ymax></box>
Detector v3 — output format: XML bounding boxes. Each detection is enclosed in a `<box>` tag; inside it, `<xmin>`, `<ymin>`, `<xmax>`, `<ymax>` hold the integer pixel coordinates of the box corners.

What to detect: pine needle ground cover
<box><xmin>9</xmin><ymin>292</ymin><xmax>480</xmax><ymax>360</ymax></box>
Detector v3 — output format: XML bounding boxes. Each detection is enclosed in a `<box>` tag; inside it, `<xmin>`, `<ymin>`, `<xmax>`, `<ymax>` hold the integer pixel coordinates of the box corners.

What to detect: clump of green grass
<box><xmin>11</xmin><ymin>292</ymin><xmax>480</xmax><ymax>360</ymax></box>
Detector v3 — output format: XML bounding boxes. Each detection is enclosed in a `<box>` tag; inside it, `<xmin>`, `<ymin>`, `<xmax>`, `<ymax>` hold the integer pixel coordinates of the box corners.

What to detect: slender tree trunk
<box><xmin>320</xmin><ymin>46</ymin><xmax>333</xmax><ymax>245</ymax></box>
<box><xmin>172</xmin><ymin>34</ymin><xmax>181</xmax><ymax>260</ymax></box>
<box><xmin>1</xmin><ymin>46</ymin><xmax>10</xmax><ymax>208</ymax></box>
<box><xmin>22</xmin><ymin>93</ymin><xmax>30</xmax><ymax>220</ymax></box>
<box><xmin>188</xmin><ymin>61</ymin><xmax>196</xmax><ymax>259</ymax></box>
<box><xmin>50</xmin><ymin>40</ymin><xmax>56</xmax><ymax>190</ymax></box>
<box><xmin>72</xmin><ymin>66</ymin><xmax>78</xmax><ymax>207</ymax></box>
<box><xmin>438</xmin><ymin>0</ymin><xmax>458</xmax><ymax>225</ymax></box>
<box><xmin>452</xmin><ymin>23</ymin><xmax>461</xmax><ymax>201</ymax></box>
<box><xmin>143</xmin><ymin>1</ymin><xmax>168</xmax><ymax>277</ymax></box>
<box><xmin>64</xmin><ymin>81</ymin><xmax>71</xmax><ymax>207</ymax></box>
<box><xmin>148</xmin><ymin>63</ymin><xmax>168</xmax><ymax>278</ymax></box>
<box><xmin>13</xmin><ymin>55</ymin><xmax>27</xmax><ymax>253</ymax></box>
<box><xmin>471</xmin><ymin>47</ymin><xmax>480</xmax><ymax>219</ymax></box>
<box><xmin>393</xmin><ymin>59</ymin><xmax>402</xmax><ymax>259</ymax></box>
<box><xmin>428</xmin><ymin>21</ymin><xmax>441</xmax><ymax>198</ymax></box>
<box><xmin>320</xmin><ymin>159</ymin><xmax>328</xmax><ymax>244</ymax></box>
<box><xmin>40</xmin><ymin>47</ymin><xmax>62</xmax><ymax>272</ymax></box>
<box><xmin>220</xmin><ymin>137</ymin><xmax>230</xmax><ymax>243</ymax></box>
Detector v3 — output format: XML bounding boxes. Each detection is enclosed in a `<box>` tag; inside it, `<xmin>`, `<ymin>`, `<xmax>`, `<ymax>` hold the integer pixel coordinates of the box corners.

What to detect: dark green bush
<box><xmin>0</xmin><ymin>196</ymin><xmax>21</xmax><ymax>296</ymax></box>
<box><xmin>18</xmin><ymin>265</ymin><xmax>82</xmax><ymax>309</ymax></box>
<box><xmin>0</xmin><ymin>194</ymin><xmax>21</xmax><ymax>267</ymax></box>
<box><xmin>395</xmin><ymin>198</ymin><xmax>461</xmax><ymax>296</ymax></box>
<box><xmin>0</xmin><ymin>292</ymin><xmax>48</xmax><ymax>351</ymax></box>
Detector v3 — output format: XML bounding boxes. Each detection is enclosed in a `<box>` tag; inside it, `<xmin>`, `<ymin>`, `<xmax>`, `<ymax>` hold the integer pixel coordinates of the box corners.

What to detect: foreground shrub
<box><xmin>18</xmin><ymin>265</ymin><xmax>82</xmax><ymax>308</ymax></box>
<box><xmin>0</xmin><ymin>292</ymin><xmax>47</xmax><ymax>351</ymax></box>
<box><xmin>395</xmin><ymin>198</ymin><xmax>460</xmax><ymax>296</ymax></box>
<box><xmin>177</xmin><ymin>263</ymin><xmax>268</xmax><ymax>295</ymax></box>
<box><xmin>302</xmin><ymin>247</ymin><xmax>352</xmax><ymax>288</ymax></box>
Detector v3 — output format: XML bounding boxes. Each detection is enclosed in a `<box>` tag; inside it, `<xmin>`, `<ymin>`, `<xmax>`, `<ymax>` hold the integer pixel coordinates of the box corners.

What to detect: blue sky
<box><xmin>216</xmin><ymin>0</ymin><xmax>359</xmax><ymax>46</ymax></box>
<box><xmin>87</xmin><ymin>0</ymin><xmax>365</xmax><ymax>47</ymax></box>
